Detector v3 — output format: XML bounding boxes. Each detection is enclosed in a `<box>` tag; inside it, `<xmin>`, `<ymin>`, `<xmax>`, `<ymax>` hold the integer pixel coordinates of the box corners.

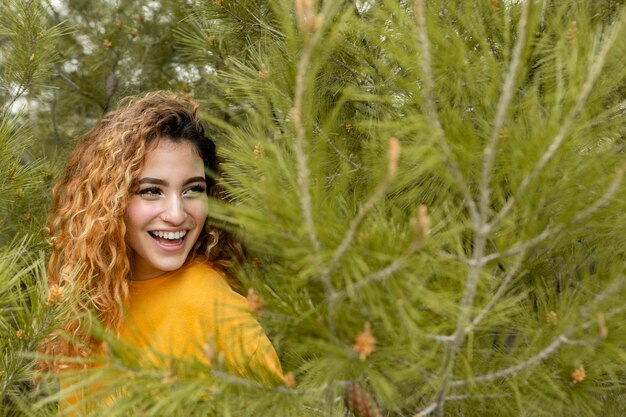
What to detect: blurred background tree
<box><xmin>1</xmin><ymin>1</ymin><xmax>71</xmax><ymax>415</ymax></box>
<box><xmin>30</xmin><ymin>0</ymin><xmax>209</xmax><ymax>152</ymax></box>
<box><xmin>0</xmin><ymin>0</ymin><xmax>625</xmax><ymax>416</ymax></box>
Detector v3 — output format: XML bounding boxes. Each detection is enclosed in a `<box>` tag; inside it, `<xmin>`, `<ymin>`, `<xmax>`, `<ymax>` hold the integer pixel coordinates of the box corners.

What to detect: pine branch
<box><xmin>321</xmin><ymin>139</ymin><xmax>400</xmax><ymax>333</ymax></box>
<box><xmin>483</xmin><ymin>166</ymin><xmax>624</xmax><ymax>264</ymax></box>
<box><xmin>432</xmin><ymin>225</ymin><xmax>486</xmax><ymax>414</ymax></box>
<box><xmin>490</xmin><ymin>9</ymin><xmax>626</xmax><ymax>228</ymax></box>
<box><xmin>449</xmin><ymin>279</ymin><xmax>626</xmax><ymax>388</ymax></box>
<box><xmin>326</xmin><ymin>138</ymin><xmax>399</xmax><ymax>275</ymax></box>
<box><xmin>236</xmin><ymin>1</ymin><xmax>285</xmax><ymax>38</ymax></box>
<box><xmin>291</xmin><ymin>0</ymin><xmax>324</xmax><ymax>253</ymax></box>
<box><xmin>423</xmin><ymin>6</ymin><xmax>608</xmax><ymax>411</ymax></box>
<box><xmin>433</xmin><ymin>200</ymin><xmax>499</xmax><ymax>412</ymax></box>
<box><xmin>319</xmin><ymin>126</ymin><xmax>361</xmax><ymax>170</ymax></box>
<box><xmin>290</xmin><ymin>1</ymin><xmax>343</xmax><ymax>337</ymax></box>
<box><xmin>417</xmin><ymin>280</ymin><xmax>626</xmax><ymax>415</ymax></box>
<box><xmin>449</xmin><ymin>334</ymin><xmax>570</xmax><ymax>388</ymax></box>
<box><xmin>465</xmin><ymin>253</ymin><xmax>526</xmax><ymax>335</ymax></box>
<box><xmin>479</xmin><ymin>0</ymin><xmax>530</xmax><ymax>228</ymax></box>
<box><xmin>57</xmin><ymin>70</ymin><xmax>105</xmax><ymax>110</ymax></box>
<box><xmin>432</xmin><ymin>240</ymin><xmax>487</xmax><ymax>415</ymax></box>
<box><xmin>413</xmin><ymin>0</ymin><xmax>480</xmax><ymax>229</ymax></box>
<box><xmin>330</xmin><ymin>228</ymin><xmax>424</xmax><ymax>302</ymax></box>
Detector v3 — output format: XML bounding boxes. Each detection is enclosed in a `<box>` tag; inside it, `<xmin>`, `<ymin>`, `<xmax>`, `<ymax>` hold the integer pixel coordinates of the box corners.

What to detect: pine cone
<box><xmin>343</xmin><ymin>381</ymin><xmax>382</xmax><ymax>417</ymax></box>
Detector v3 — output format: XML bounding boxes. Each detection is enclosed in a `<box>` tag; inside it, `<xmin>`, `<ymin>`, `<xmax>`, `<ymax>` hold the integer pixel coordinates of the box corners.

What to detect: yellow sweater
<box><xmin>119</xmin><ymin>260</ymin><xmax>281</xmax><ymax>379</ymax></box>
<box><xmin>61</xmin><ymin>261</ymin><xmax>282</xmax><ymax>413</ymax></box>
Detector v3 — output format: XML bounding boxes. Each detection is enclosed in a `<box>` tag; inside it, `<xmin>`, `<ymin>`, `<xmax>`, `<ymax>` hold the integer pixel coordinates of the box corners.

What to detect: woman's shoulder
<box><xmin>181</xmin><ymin>259</ymin><xmax>223</xmax><ymax>279</ymax></box>
<box><xmin>178</xmin><ymin>260</ymin><xmax>246</xmax><ymax>303</ymax></box>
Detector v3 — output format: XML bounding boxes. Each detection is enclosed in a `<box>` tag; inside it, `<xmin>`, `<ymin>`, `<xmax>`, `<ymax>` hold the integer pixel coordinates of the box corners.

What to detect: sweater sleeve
<box><xmin>211</xmin><ymin>286</ymin><xmax>283</xmax><ymax>386</ymax></box>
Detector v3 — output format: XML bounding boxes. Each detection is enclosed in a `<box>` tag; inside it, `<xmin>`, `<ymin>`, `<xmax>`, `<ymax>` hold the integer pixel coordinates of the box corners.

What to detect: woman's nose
<box><xmin>161</xmin><ymin>196</ymin><xmax>187</xmax><ymax>224</ymax></box>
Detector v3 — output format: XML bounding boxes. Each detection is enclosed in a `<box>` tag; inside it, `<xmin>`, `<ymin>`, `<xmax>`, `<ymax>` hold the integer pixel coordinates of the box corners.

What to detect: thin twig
<box><xmin>326</xmin><ymin>138</ymin><xmax>399</xmax><ymax>275</ymax></box>
<box><xmin>483</xmin><ymin>166</ymin><xmax>624</xmax><ymax>264</ymax></box>
<box><xmin>291</xmin><ymin>2</ymin><xmax>336</xmax><ymax>335</ymax></box>
<box><xmin>571</xmin><ymin>167</ymin><xmax>624</xmax><ymax>223</ymax></box>
<box><xmin>415</xmin><ymin>402</ymin><xmax>438</xmax><ymax>417</ymax></box>
<box><xmin>291</xmin><ymin>5</ymin><xmax>324</xmax><ymax>253</ymax></box>
<box><xmin>238</xmin><ymin>1</ymin><xmax>286</xmax><ymax>38</ymax></box>
<box><xmin>445</xmin><ymin>393</ymin><xmax>512</xmax><ymax>402</ymax></box>
<box><xmin>482</xmin><ymin>226</ymin><xmax>557</xmax><ymax>265</ymax></box>
<box><xmin>479</xmin><ymin>0</ymin><xmax>530</xmax><ymax>227</ymax></box>
<box><xmin>5</xmin><ymin>85</ymin><xmax>27</xmax><ymax>113</ymax></box>
<box><xmin>413</xmin><ymin>0</ymin><xmax>480</xmax><ymax>229</ymax></box>
<box><xmin>44</xmin><ymin>0</ymin><xmax>63</xmax><ymax>22</ymax></box>
<box><xmin>57</xmin><ymin>70</ymin><xmax>105</xmax><ymax>110</ymax></box>
<box><xmin>490</xmin><ymin>11</ymin><xmax>626</xmax><ymax>228</ymax></box>
<box><xmin>437</xmin><ymin>251</ymin><xmax>469</xmax><ymax>264</ymax></box>
<box><xmin>319</xmin><ymin>126</ymin><xmax>361</xmax><ymax>169</ymax></box>
<box><xmin>330</xmin><ymin>232</ymin><xmax>424</xmax><ymax>301</ymax></box>
<box><xmin>324</xmin><ymin>168</ymin><xmax>360</xmax><ymax>182</ymax></box>
<box><xmin>449</xmin><ymin>334</ymin><xmax>569</xmax><ymax>388</ymax></box>
<box><xmin>449</xmin><ymin>281</ymin><xmax>626</xmax><ymax>388</ymax></box>
<box><xmin>433</xmin><ymin>228</ymin><xmax>489</xmax><ymax>413</ymax></box>
<box><xmin>430</xmin><ymin>334</ymin><xmax>454</xmax><ymax>343</ymax></box>
<box><xmin>465</xmin><ymin>253</ymin><xmax>526</xmax><ymax>334</ymax></box>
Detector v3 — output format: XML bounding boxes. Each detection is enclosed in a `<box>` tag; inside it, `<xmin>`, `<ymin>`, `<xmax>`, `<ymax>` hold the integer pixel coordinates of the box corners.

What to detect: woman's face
<box><xmin>125</xmin><ymin>138</ymin><xmax>208</xmax><ymax>280</ymax></box>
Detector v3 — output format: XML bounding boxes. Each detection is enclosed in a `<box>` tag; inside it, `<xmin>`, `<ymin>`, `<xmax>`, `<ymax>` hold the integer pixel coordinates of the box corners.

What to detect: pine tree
<box><xmin>173</xmin><ymin>0</ymin><xmax>626</xmax><ymax>416</ymax></box>
<box><xmin>0</xmin><ymin>0</ymin><xmax>63</xmax><ymax>245</ymax></box>
<box><xmin>2</xmin><ymin>0</ymin><xmax>625</xmax><ymax>416</ymax></box>
<box><xmin>27</xmin><ymin>0</ymin><xmax>222</xmax><ymax>156</ymax></box>
<box><xmin>0</xmin><ymin>1</ymin><xmax>68</xmax><ymax>415</ymax></box>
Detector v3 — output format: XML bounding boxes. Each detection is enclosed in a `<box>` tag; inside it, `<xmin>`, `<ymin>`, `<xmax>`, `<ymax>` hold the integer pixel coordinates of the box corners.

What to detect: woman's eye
<box><xmin>138</xmin><ymin>186</ymin><xmax>162</xmax><ymax>197</ymax></box>
<box><xmin>184</xmin><ymin>184</ymin><xmax>207</xmax><ymax>196</ymax></box>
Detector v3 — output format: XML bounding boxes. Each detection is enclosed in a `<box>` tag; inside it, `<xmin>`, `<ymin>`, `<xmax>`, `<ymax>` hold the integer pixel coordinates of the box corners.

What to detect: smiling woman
<box><xmin>41</xmin><ymin>92</ymin><xmax>282</xmax><ymax>413</ymax></box>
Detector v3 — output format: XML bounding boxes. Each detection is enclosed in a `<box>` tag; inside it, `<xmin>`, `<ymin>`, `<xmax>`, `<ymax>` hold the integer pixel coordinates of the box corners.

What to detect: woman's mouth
<box><xmin>148</xmin><ymin>230</ymin><xmax>187</xmax><ymax>246</ymax></box>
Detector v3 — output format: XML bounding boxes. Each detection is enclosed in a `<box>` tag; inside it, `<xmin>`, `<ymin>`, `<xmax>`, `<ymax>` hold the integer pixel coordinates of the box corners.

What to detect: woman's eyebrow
<box><xmin>137</xmin><ymin>176</ymin><xmax>206</xmax><ymax>185</ymax></box>
<box><xmin>184</xmin><ymin>176</ymin><xmax>207</xmax><ymax>185</ymax></box>
<box><xmin>138</xmin><ymin>177</ymin><xmax>166</xmax><ymax>185</ymax></box>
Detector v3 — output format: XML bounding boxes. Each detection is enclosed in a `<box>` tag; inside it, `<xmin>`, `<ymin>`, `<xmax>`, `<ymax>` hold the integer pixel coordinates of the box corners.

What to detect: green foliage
<box><xmin>0</xmin><ymin>0</ymin><xmax>624</xmax><ymax>416</ymax></box>
<box><xmin>0</xmin><ymin>0</ymin><xmax>62</xmax><ymax>246</ymax></box>
<box><xmin>0</xmin><ymin>0</ymin><xmax>62</xmax><ymax>106</ymax></box>
<box><xmin>30</xmin><ymin>0</ymin><xmax>214</xmax><ymax>152</ymax></box>
<box><xmin>0</xmin><ymin>240</ymin><xmax>62</xmax><ymax>417</ymax></box>
<box><xmin>177</xmin><ymin>0</ymin><xmax>626</xmax><ymax>415</ymax></box>
<box><xmin>0</xmin><ymin>3</ymin><xmax>70</xmax><ymax>415</ymax></box>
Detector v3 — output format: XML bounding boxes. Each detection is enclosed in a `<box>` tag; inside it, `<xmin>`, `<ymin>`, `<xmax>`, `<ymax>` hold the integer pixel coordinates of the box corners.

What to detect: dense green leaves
<box><xmin>0</xmin><ymin>0</ymin><xmax>625</xmax><ymax>416</ymax></box>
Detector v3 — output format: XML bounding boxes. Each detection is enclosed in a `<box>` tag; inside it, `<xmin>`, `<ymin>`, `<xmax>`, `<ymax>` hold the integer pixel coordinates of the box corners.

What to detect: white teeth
<box><xmin>152</xmin><ymin>230</ymin><xmax>187</xmax><ymax>240</ymax></box>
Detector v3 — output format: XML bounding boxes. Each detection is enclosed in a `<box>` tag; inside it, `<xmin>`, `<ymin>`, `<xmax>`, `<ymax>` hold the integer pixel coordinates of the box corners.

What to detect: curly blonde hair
<box><xmin>44</xmin><ymin>92</ymin><xmax>233</xmax><ymax>364</ymax></box>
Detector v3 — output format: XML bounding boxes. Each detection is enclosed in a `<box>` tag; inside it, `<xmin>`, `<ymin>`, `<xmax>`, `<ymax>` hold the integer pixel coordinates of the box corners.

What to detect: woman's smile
<box><xmin>148</xmin><ymin>229</ymin><xmax>188</xmax><ymax>250</ymax></box>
